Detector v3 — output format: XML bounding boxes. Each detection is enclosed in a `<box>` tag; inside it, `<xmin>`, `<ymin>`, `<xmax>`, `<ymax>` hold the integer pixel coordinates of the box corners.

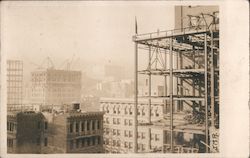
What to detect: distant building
<box><xmin>31</xmin><ymin>69</ymin><xmax>81</xmax><ymax>105</ymax></box>
<box><xmin>104</xmin><ymin>65</ymin><xmax>125</xmax><ymax>81</ymax></box>
<box><xmin>100</xmin><ymin>98</ymin><xmax>206</xmax><ymax>153</ymax></box>
<box><xmin>97</xmin><ymin>79</ymin><xmax>134</xmax><ymax>98</ymax></box>
<box><xmin>7</xmin><ymin>104</ymin><xmax>104</xmax><ymax>153</ymax></box>
<box><xmin>7</xmin><ymin>60</ymin><xmax>23</xmax><ymax>106</ymax></box>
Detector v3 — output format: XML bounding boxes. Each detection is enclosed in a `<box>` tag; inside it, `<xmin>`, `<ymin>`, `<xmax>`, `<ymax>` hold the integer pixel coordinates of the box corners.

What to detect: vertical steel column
<box><xmin>204</xmin><ymin>33</ymin><xmax>209</xmax><ymax>153</ymax></box>
<box><xmin>210</xmin><ymin>31</ymin><xmax>215</xmax><ymax>128</ymax></box>
<box><xmin>148</xmin><ymin>46</ymin><xmax>152</xmax><ymax>151</ymax></box>
<box><xmin>148</xmin><ymin>46</ymin><xmax>152</xmax><ymax>123</ymax></box>
<box><xmin>169</xmin><ymin>37</ymin><xmax>174</xmax><ymax>153</ymax></box>
<box><xmin>164</xmin><ymin>48</ymin><xmax>168</xmax><ymax>115</ymax></box>
<box><xmin>134</xmin><ymin>41</ymin><xmax>138</xmax><ymax>153</ymax></box>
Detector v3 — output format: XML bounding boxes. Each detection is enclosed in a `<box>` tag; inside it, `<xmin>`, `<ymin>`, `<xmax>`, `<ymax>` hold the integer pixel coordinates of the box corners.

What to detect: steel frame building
<box><xmin>133</xmin><ymin>12</ymin><xmax>219</xmax><ymax>153</ymax></box>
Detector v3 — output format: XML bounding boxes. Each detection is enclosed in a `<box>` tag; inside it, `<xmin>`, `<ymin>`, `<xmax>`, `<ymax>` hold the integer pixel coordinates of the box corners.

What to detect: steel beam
<box><xmin>204</xmin><ymin>33</ymin><xmax>209</xmax><ymax>153</ymax></box>
<box><xmin>134</xmin><ymin>41</ymin><xmax>138</xmax><ymax>153</ymax></box>
<box><xmin>169</xmin><ymin>37</ymin><xmax>174</xmax><ymax>153</ymax></box>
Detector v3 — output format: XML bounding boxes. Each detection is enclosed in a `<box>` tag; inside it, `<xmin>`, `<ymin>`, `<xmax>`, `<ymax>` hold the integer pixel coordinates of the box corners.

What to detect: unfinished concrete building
<box><xmin>133</xmin><ymin>6</ymin><xmax>219</xmax><ymax>153</ymax></box>
<box><xmin>7</xmin><ymin>60</ymin><xmax>23</xmax><ymax>106</ymax></box>
<box><xmin>31</xmin><ymin>69</ymin><xmax>81</xmax><ymax>105</ymax></box>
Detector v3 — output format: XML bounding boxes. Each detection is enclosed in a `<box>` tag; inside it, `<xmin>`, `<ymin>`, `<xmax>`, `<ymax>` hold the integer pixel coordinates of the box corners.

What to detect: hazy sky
<box><xmin>2</xmin><ymin>1</ymin><xmax>174</xmax><ymax>79</ymax></box>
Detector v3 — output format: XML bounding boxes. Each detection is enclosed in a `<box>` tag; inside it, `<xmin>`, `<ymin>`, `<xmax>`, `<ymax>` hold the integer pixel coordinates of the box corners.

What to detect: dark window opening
<box><xmin>36</xmin><ymin>138</ymin><xmax>40</xmax><ymax>146</ymax></box>
<box><xmin>76</xmin><ymin>122</ymin><xmax>79</xmax><ymax>132</ymax></box>
<box><xmin>92</xmin><ymin>121</ymin><xmax>95</xmax><ymax>130</ymax></box>
<box><xmin>38</xmin><ymin>121</ymin><xmax>41</xmax><ymax>129</ymax></box>
<box><xmin>70</xmin><ymin>140</ymin><xmax>74</xmax><ymax>149</ymax></box>
<box><xmin>97</xmin><ymin>120</ymin><xmax>100</xmax><ymax>129</ymax></box>
<box><xmin>44</xmin><ymin>122</ymin><xmax>48</xmax><ymax>130</ymax></box>
<box><xmin>76</xmin><ymin>139</ymin><xmax>80</xmax><ymax>148</ymax></box>
<box><xmin>70</xmin><ymin>123</ymin><xmax>73</xmax><ymax>133</ymax></box>
<box><xmin>81</xmin><ymin>122</ymin><xmax>85</xmax><ymax>131</ymax></box>
<box><xmin>44</xmin><ymin>138</ymin><xmax>48</xmax><ymax>147</ymax></box>
<box><xmin>87</xmin><ymin>121</ymin><xmax>90</xmax><ymax>131</ymax></box>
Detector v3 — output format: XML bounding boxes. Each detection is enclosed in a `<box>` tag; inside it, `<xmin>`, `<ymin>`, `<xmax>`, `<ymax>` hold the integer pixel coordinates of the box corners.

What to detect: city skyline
<box><xmin>3</xmin><ymin>1</ymin><xmax>174</xmax><ymax>83</ymax></box>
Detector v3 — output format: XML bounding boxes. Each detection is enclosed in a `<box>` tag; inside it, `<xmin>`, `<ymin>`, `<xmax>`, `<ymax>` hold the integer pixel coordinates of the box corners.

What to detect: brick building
<box><xmin>7</xmin><ymin>104</ymin><xmax>104</xmax><ymax>153</ymax></box>
<box><xmin>7</xmin><ymin>111</ymin><xmax>48</xmax><ymax>153</ymax></box>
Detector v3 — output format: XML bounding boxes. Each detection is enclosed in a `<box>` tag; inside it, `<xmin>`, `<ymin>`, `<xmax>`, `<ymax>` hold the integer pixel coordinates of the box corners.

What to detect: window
<box><xmin>97</xmin><ymin>120</ymin><xmax>100</xmax><ymax>129</ymax></box>
<box><xmin>37</xmin><ymin>121</ymin><xmax>41</xmax><ymax>129</ymax></box>
<box><xmin>117</xmin><ymin>140</ymin><xmax>121</xmax><ymax>147</ymax></box>
<box><xmin>87</xmin><ymin>121</ymin><xmax>90</xmax><ymax>131</ymax></box>
<box><xmin>124</xmin><ymin>142</ymin><xmax>128</xmax><ymax>148</ymax></box>
<box><xmin>70</xmin><ymin>123</ymin><xmax>73</xmax><ymax>133</ymax></box>
<box><xmin>36</xmin><ymin>138</ymin><xmax>40</xmax><ymax>146</ymax></box>
<box><xmin>129</xmin><ymin>120</ymin><xmax>133</xmax><ymax>126</ymax></box>
<box><xmin>137</xmin><ymin>132</ymin><xmax>141</xmax><ymax>139</ymax></box>
<box><xmin>113</xmin><ymin>129</ymin><xmax>116</xmax><ymax>135</ymax></box>
<box><xmin>142</xmin><ymin>144</ymin><xmax>146</xmax><ymax>151</ymax></box>
<box><xmin>117</xmin><ymin>130</ymin><xmax>121</xmax><ymax>136</ymax></box>
<box><xmin>113</xmin><ymin>118</ymin><xmax>117</xmax><ymax>124</ymax></box>
<box><xmin>124</xmin><ymin>119</ymin><xmax>128</xmax><ymax>125</ymax></box>
<box><xmin>124</xmin><ymin>130</ymin><xmax>128</xmax><ymax>137</ymax></box>
<box><xmin>155</xmin><ymin>134</ymin><xmax>160</xmax><ymax>141</ymax></box>
<box><xmin>155</xmin><ymin>111</ymin><xmax>159</xmax><ymax>117</ymax></box>
<box><xmin>44</xmin><ymin>122</ymin><xmax>48</xmax><ymax>130</ymax></box>
<box><xmin>92</xmin><ymin>121</ymin><xmax>95</xmax><ymax>130</ymax></box>
<box><xmin>129</xmin><ymin>131</ymin><xmax>133</xmax><ymax>137</ymax></box>
<box><xmin>87</xmin><ymin>138</ymin><xmax>90</xmax><ymax>146</ymax></box>
<box><xmin>142</xmin><ymin>109</ymin><xmax>145</xmax><ymax>116</ymax></box>
<box><xmin>118</xmin><ymin>108</ymin><xmax>120</xmax><ymax>114</ymax></box>
<box><xmin>129</xmin><ymin>108</ymin><xmax>133</xmax><ymax>115</ymax></box>
<box><xmin>113</xmin><ymin>140</ymin><xmax>116</xmax><ymax>146</ymax></box>
<box><xmin>142</xmin><ymin>132</ymin><xmax>145</xmax><ymax>139</ymax></box>
<box><xmin>117</xmin><ymin>118</ymin><xmax>120</xmax><ymax>125</ymax></box>
<box><xmin>113</xmin><ymin>108</ymin><xmax>116</xmax><ymax>114</ymax></box>
<box><xmin>70</xmin><ymin>140</ymin><xmax>74</xmax><ymax>149</ymax></box>
<box><xmin>76</xmin><ymin>122</ymin><xmax>79</xmax><ymax>132</ymax></box>
<box><xmin>76</xmin><ymin>139</ymin><xmax>80</xmax><ymax>148</ymax></box>
<box><xmin>7</xmin><ymin>139</ymin><xmax>13</xmax><ymax>148</ymax></box>
<box><xmin>81</xmin><ymin>138</ymin><xmax>85</xmax><ymax>147</ymax></box>
<box><xmin>44</xmin><ymin>138</ymin><xmax>48</xmax><ymax>147</ymax></box>
<box><xmin>81</xmin><ymin>122</ymin><xmax>85</xmax><ymax>131</ymax></box>
<box><xmin>125</xmin><ymin>108</ymin><xmax>128</xmax><ymax>115</ymax></box>
<box><xmin>97</xmin><ymin>136</ymin><xmax>101</xmax><ymax>145</ymax></box>
<box><xmin>129</xmin><ymin>142</ymin><xmax>133</xmax><ymax>149</ymax></box>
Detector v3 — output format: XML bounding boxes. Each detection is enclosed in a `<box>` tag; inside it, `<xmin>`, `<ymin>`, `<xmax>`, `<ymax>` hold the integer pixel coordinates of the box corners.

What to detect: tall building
<box><xmin>7</xmin><ymin>60</ymin><xmax>23</xmax><ymax>106</ymax></box>
<box><xmin>31</xmin><ymin>69</ymin><xmax>81</xmax><ymax>105</ymax></box>
<box><xmin>7</xmin><ymin>104</ymin><xmax>104</xmax><ymax>153</ymax></box>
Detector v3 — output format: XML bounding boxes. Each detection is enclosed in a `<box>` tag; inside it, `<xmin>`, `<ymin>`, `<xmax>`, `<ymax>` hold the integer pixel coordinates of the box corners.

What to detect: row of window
<box><xmin>104</xmin><ymin>118</ymin><xmax>133</xmax><ymax>126</ymax></box>
<box><xmin>102</xmin><ymin>105</ymin><xmax>161</xmax><ymax>117</ymax></box>
<box><xmin>69</xmin><ymin>120</ymin><xmax>100</xmax><ymax>133</ymax></box>
<box><xmin>7</xmin><ymin>139</ymin><xmax>14</xmax><ymax>148</ymax></box>
<box><xmin>69</xmin><ymin>136</ymin><xmax>101</xmax><ymax>150</ymax></box>
<box><xmin>7</xmin><ymin>122</ymin><xmax>16</xmax><ymax>132</ymax></box>
<box><xmin>104</xmin><ymin>128</ymin><xmax>160</xmax><ymax>141</ymax></box>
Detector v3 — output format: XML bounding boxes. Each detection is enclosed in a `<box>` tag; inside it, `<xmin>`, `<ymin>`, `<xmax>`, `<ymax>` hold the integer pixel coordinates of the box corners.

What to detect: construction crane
<box><xmin>29</xmin><ymin>56</ymin><xmax>54</xmax><ymax>70</ymax></box>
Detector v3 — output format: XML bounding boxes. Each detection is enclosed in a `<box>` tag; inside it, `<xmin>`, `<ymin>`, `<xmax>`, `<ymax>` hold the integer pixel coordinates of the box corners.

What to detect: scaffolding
<box><xmin>133</xmin><ymin>12</ymin><xmax>219</xmax><ymax>153</ymax></box>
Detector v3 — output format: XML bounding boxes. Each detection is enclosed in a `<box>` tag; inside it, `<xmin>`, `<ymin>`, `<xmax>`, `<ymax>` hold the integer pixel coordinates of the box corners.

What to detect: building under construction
<box><xmin>7</xmin><ymin>60</ymin><xmax>23</xmax><ymax>106</ymax></box>
<box><xmin>133</xmin><ymin>6</ymin><xmax>219</xmax><ymax>153</ymax></box>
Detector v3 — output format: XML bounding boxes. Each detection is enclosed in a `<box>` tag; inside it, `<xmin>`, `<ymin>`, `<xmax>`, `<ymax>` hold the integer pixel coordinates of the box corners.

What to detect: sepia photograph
<box><xmin>0</xmin><ymin>1</ymin><xmax>249</xmax><ymax>157</ymax></box>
